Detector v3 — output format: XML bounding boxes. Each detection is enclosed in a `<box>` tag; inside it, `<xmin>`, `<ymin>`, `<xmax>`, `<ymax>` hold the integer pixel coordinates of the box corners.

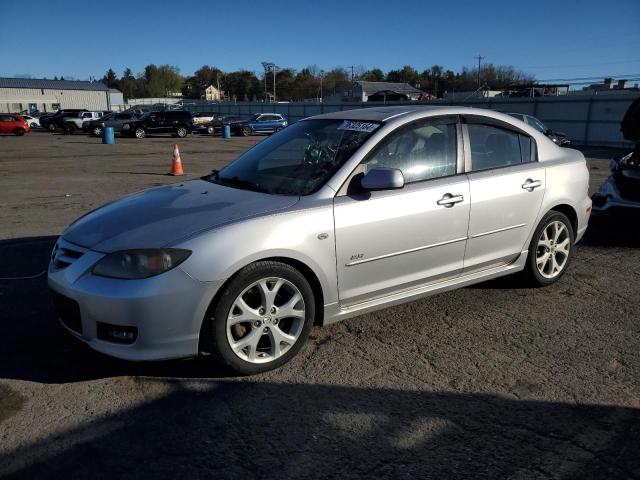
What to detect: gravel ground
<box><xmin>0</xmin><ymin>131</ymin><xmax>639</xmax><ymax>479</ymax></box>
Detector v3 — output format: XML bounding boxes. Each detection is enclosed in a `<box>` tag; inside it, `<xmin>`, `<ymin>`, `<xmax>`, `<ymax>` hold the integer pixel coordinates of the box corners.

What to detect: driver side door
<box><xmin>333</xmin><ymin>117</ymin><xmax>470</xmax><ymax>306</ymax></box>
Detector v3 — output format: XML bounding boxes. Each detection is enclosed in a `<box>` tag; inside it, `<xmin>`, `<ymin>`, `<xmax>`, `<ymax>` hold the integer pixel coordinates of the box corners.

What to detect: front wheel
<box><xmin>134</xmin><ymin>127</ymin><xmax>146</xmax><ymax>139</ymax></box>
<box><xmin>176</xmin><ymin>126</ymin><xmax>188</xmax><ymax>138</ymax></box>
<box><xmin>206</xmin><ymin>126</ymin><xmax>214</xmax><ymax>134</ymax></box>
<box><xmin>203</xmin><ymin>261</ymin><xmax>315</xmax><ymax>375</ymax></box>
<box><xmin>48</xmin><ymin>124</ymin><xmax>56</xmax><ymax>132</ymax></box>
<box><xmin>522</xmin><ymin>211</ymin><xmax>574</xmax><ymax>286</ymax></box>
<box><xmin>14</xmin><ymin>128</ymin><xmax>25</xmax><ymax>136</ymax></box>
<box><xmin>93</xmin><ymin>126</ymin><xmax>103</xmax><ymax>137</ymax></box>
<box><xmin>241</xmin><ymin>126</ymin><xmax>252</xmax><ymax>137</ymax></box>
<box><xmin>30</xmin><ymin>123</ymin><xmax>38</xmax><ymax>128</ymax></box>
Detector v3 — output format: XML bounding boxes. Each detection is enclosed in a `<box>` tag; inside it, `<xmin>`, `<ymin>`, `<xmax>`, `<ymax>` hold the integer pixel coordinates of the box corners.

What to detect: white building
<box><xmin>202</xmin><ymin>85</ymin><xmax>222</xmax><ymax>101</ymax></box>
<box><xmin>0</xmin><ymin>77</ymin><xmax>115</xmax><ymax>113</ymax></box>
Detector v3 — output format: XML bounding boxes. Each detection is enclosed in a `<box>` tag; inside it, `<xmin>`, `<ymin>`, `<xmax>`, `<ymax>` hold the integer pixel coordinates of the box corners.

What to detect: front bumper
<box><xmin>47</xmin><ymin>238</ymin><xmax>223</xmax><ymax>361</ymax></box>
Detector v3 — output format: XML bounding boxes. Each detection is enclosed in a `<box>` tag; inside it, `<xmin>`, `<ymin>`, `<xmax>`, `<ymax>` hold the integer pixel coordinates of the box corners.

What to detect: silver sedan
<box><xmin>48</xmin><ymin>106</ymin><xmax>592</xmax><ymax>374</ymax></box>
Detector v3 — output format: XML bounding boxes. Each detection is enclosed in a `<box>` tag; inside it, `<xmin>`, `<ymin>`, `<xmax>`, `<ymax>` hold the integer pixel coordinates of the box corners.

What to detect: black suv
<box><xmin>121</xmin><ymin>110</ymin><xmax>194</xmax><ymax>138</ymax></box>
<box><xmin>40</xmin><ymin>109</ymin><xmax>88</xmax><ymax>131</ymax></box>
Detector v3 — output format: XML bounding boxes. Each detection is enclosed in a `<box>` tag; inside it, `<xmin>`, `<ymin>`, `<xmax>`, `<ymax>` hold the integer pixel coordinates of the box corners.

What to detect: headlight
<box><xmin>92</xmin><ymin>249</ymin><xmax>191</xmax><ymax>279</ymax></box>
<box><xmin>122</xmin><ymin>124</ymin><xmax>130</xmax><ymax>130</ymax></box>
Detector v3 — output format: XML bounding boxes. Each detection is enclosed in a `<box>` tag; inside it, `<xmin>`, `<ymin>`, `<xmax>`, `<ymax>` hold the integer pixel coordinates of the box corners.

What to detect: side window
<box><xmin>519</xmin><ymin>135</ymin><xmax>533</xmax><ymax>163</ymax></box>
<box><xmin>0</xmin><ymin>115</ymin><xmax>12</xmax><ymax>122</ymax></box>
<box><xmin>365</xmin><ymin>120</ymin><xmax>457</xmax><ymax>183</ymax></box>
<box><xmin>467</xmin><ymin>124</ymin><xmax>522</xmax><ymax>171</ymax></box>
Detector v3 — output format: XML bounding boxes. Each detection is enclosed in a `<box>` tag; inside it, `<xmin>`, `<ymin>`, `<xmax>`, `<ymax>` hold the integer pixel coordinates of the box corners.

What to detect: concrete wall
<box><xmin>211</xmin><ymin>92</ymin><xmax>640</xmax><ymax>148</ymax></box>
<box><xmin>0</xmin><ymin>88</ymin><xmax>109</xmax><ymax>113</ymax></box>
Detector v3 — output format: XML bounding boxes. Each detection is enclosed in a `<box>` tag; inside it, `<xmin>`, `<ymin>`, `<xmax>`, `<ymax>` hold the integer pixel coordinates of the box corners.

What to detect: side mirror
<box><xmin>361</xmin><ymin>168</ymin><xmax>405</xmax><ymax>191</ymax></box>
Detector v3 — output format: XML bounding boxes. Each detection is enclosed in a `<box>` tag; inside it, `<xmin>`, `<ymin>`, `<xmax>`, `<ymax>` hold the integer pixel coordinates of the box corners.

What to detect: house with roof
<box><xmin>352</xmin><ymin>81</ymin><xmax>424</xmax><ymax>102</ymax></box>
<box><xmin>0</xmin><ymin>77</ymin><xmax>120</xmax><ymax>113</ymax></box>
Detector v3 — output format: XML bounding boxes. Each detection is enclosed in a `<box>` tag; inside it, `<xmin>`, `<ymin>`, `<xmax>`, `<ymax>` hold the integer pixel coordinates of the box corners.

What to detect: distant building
<box><xmin>352</xmin><ymin>81</ymin><xmax>424</xmax><ymax>102</ymax></box>
<box><xmin>202</xmin><ymin>85</ymin><xmax>222</xmax><ymax>101</ymax></box>
<box><xmin>0</xmin><ymin>77</ymin><xmax>113</xmax><ymax>113</ymax></box>
<box><xmin>324</xmin><ymin>81</ymin><xmax>424</xmax><ymax>103</ymax></box>
<box><xmin>108</xmin><ymin>88</ymin><xmax>124</xmax><ymax>106</ymax></box>
<box><xmin>583</xmin><ymin>78</ymin><xmax>638</xmax><ymax>92</ymax></box>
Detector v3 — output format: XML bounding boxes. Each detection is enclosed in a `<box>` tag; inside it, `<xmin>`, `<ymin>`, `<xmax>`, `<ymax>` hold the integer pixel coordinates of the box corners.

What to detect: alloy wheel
<box><xmin>536</xmin><ymin>220</ymin><xmax>570</xmax><ymax>279</ymax></box>
<box><xmin>226</xmin><ymin>277</ymin><xmax>305</xmax><ymax>364</ymax></box>
<box><xmin>135</xmin><ymin>128</ymin><xmax>146</xmax><ymax>138</ymax></box>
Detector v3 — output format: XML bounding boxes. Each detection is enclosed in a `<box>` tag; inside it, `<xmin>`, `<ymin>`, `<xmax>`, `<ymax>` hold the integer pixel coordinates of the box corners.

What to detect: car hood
<box><xmin>62</xmin><ymin>179</ymin><xmax>300</xmax><ymax>252</ymax></box>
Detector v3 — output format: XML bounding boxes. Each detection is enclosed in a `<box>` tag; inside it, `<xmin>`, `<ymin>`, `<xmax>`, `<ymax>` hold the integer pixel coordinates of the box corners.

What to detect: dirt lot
<box><xmin>1</xmin><ymin>131</ymin><xmax>639</xmax><ymax>479</ymax></box>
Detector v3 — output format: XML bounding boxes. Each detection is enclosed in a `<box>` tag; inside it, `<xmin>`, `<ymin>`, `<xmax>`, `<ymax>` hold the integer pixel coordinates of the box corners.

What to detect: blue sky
<box><xmin>1</xmin><ymin>0</ymin><xmax>639</xmax><ymax>83</ymax></box>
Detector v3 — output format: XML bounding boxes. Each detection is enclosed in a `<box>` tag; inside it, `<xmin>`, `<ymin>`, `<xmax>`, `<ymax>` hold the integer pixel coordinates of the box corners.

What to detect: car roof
<box><xmin>307</xmin><ymin>105</ymin><xmax>533</xmax><ymax>127</ymax></box>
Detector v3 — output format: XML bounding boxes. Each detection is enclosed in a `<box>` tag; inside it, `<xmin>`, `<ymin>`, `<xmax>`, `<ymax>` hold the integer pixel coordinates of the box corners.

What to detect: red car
<box><xmin>0</xmin><ymin>113</ymin><xmax>31</xmax><ymax>135</ymax></box>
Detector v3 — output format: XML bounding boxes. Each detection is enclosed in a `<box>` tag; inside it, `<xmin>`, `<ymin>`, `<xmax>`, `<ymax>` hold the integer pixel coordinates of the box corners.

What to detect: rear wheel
<box><xmin>48</xmin><ymin>123</ymin><xmax>56</xmax><ymax>131</ymax></box>
<box><xmin>134</xmin><ymin>127</ymin><xmax>146</xmax><ymax>139</ymax></box>
<box><xmin>65</xmin><ymin>123</ymin><xmax>76</xmax><ymax>134</ymax></box>
<box><xmin>93</xmin><ymin>126</ymin><xmax>103</xmax><ymax>136</ymax></box>
<box><xmin>14</xmin><ymin>128</ymin><xmax>25</xmax><ymax>136</ymax></box>
<box><xmin>242</xmin><ymin>126</ymin><xmax>252</xmax><ymax>137</ymax></box>
<box><xmin>206</xmin><ymin>126</ymin><xmax>214</xmax><ymax>134</ymax></box>
<box><xmin>203</xmin><ymin>261</ymin><xmax>315</xmax><ymax>375</ymax></box>
<box><xmin>176</xmin><ymin>126</ymin><xmax>188</xmax><ymax>138</ymax></box>
<box><xmin>522</xmin><ymin>210</ymin><xmax>574</xmax><ymax>286</ymax></box>
<box><xmin>30</xmin><ymin>122</ymin><xmax>38</xmax><ymax>128</ymax></box>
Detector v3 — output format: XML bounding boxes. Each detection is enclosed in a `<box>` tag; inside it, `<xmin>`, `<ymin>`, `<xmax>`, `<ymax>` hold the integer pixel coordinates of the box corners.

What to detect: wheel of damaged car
<box><xmin>176</xmin><ymin>126</ymin><xmax>188</xmax><ymax>138</ymax></box>
<box><xmin>203</xmin><ymin>261</ymin><xmax>315</xmax><ymax>375</ymax></box>
<box><xmin>207</xmin><ymin>126</ymin><xmax>214</xmax><ymax>134</ymax></box>
<box><xmin>134</xmin><ymin>127</ymin><xmax>146</xmax><ymax>139</ymax></box>
<box><xmin>93</xmin><ymin>126</ymin><xmax>103</xmax><ymax>136</ymax></box>
<box><xmin>242</xmin><ymin>126</ymin><xmax>251</xmax><ymax>136</ymax></box>
<box><xmin>522</xmin><ymin>210</ymin><xmax>574</xmax><ymax>286</ymax></box>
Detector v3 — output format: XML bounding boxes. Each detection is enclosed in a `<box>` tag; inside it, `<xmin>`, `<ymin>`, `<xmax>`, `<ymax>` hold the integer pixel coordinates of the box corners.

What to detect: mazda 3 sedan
<box><xmin>49</xmin><ymin>106</ymin><xmax>591</xmax><ymax>374</ymax></box>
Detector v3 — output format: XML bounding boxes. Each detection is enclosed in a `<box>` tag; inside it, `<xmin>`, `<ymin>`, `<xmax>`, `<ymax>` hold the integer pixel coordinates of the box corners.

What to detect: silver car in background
<box><xmin>48</xmin><ymin>106</ymin><xmax>591</xmax><ymax>374</ymax></box>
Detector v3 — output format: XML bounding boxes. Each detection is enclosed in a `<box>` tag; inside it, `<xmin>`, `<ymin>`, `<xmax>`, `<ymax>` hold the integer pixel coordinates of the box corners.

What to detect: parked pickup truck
<box><xmin>62</xmin><ymin>111</ymin><xmax>109</xmax><ymax>133</ymax></box>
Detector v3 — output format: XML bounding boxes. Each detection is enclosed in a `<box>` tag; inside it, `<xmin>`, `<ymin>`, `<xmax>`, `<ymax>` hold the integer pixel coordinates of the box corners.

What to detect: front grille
<box><xmin>51</xmin><ymin>241</ymin><xmax>85</xmax><ymax>271</ymax></box>
<box><xmin>51</xmin><ymin>291</ymin><xmax>82</xmax><ymax>334</ymax></box>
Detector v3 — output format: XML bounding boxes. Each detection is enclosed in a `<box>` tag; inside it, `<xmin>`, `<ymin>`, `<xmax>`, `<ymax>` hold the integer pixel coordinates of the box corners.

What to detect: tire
<box><xmin>274</xmin><ymin>126</ymin><xmax>283</xmax><ymax>133</ymax></box>
<box><xmin>176</xmin><ymin>126</ymin><xmax>188</xmax><ymax>138</ymax></box>
<box><xmin>134</xmin><ymin>127</ymin><xmax>146</xmax><ymax>139</ymax></box>
<box><xmin>241</xmin><ymin>126</ymin><xmax>252</xmax><ymax>137</ymax></box>
<box><xmin>14</xmin><ymin>128</ymin><xmax>25</xmax><ymax>136</ymax></box>
<box><xmin>206</xmin><ymin>126</ymin><xmax>214</xmax><ymax>135</ymax></box>
<box><xmin>48</xmin><ymin>123</ymin><xmax>56</xmax><ymax>132</ymax></box>
<box><xmin>93</xmin><ymin>126</ymin><xmax>103</xmax><ymax>137</ymax></box>
<box><xmin>521</xmin><ymin>210</ymin><xmax>575</xmax><ymax>287</ymax></box>
<box><xmin>202</xmin><ymin>261</ymin><xmax>315</xmax><ymax>375</ymax></box>
<box><xmin>30</xmin><ymin>123</ymin><xmax>38</xmax><ymax>128</ymax></box>
<box><xmin>65</xmin><ymin>123</ymin><xmax>76</xmax><ymax>134</ymax></box>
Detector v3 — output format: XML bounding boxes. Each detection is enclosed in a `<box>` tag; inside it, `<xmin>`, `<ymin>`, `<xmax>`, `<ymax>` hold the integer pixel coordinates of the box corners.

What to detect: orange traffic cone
<box><xmin>169</xmin><ymin>144</ymin><xmax>184</xmax><ymax>176</ymax></box>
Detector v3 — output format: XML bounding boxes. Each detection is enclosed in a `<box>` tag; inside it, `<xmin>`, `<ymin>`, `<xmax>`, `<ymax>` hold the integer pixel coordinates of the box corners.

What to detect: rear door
<box><xmin>462</xmin><ymin>116</ymin><xmax>545</xmax><ymax>272</ymax></box>
<box><xmin>146</xmin><ymin>112</ymin><xmax>164</xmax><ymax>133</ymax></box>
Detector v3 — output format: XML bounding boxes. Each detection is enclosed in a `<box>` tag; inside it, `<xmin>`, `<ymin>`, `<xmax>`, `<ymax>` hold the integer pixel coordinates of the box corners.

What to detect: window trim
<box><xmin>461</xmin><ymin>116</ymin><xmax>538</xmax><ymax>173</ymax></box>
<box><xmin>336</xmin><ymin>115</ymin><xmax>464</xmax><ymax>196</ymax></box>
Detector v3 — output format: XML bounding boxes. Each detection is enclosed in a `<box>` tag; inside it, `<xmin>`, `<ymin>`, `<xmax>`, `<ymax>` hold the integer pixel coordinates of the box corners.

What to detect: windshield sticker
<box><xmin>337</xmin><ymin>121</ymin><xmax>378</xmax><ymax>133</ymax></box>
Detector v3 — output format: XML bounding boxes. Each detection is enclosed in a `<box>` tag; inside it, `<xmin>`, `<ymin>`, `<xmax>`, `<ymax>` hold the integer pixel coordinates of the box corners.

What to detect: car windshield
<box><xmin>100</xmin><ymin>113</ymin><xmax>115</xmax><ymax>120</ymax></box>
<box><xmin>208</xmin><ymin>119</ymin><xmax>381</xmax><ymax>195</ymax></box>
<box><xmin>250</xmin><ymin>114</ymin><xmax>262</xmax><ymax>121</ymax></box>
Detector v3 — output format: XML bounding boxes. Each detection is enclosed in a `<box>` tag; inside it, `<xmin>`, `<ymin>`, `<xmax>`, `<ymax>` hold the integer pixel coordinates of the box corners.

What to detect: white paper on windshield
<box><xmin>337</xmin><ymin>120</ymin><xmax>378</xmax><ymax>133</ymax></box>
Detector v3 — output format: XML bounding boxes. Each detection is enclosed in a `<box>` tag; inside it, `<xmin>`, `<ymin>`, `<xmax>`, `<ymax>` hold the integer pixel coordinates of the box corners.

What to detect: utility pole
<box><xmin>273</xmin><ymin>65</ymin><xmax>276</xmax><ymax>103</ymax></box>
<box><xmin>474</xmin><ymin>55</ymin><xmax>485</xmax><ymax>88</ymax></box>
<box><xmin>261</xmin><ymin>61</ymin><xmax>277</xmax><ymax>103</ymax></box>
<box><xmin>319</xmin><ymin>70</ymin><xmax>325</xmax><ymax>103</ymax></box>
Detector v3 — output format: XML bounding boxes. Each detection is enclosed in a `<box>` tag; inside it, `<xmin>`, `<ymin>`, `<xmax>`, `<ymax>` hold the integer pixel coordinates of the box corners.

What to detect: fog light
<box><xmin>97</xmin><ymin>322</ymin><xmax>138</xmax><ymax>344</ymax></box>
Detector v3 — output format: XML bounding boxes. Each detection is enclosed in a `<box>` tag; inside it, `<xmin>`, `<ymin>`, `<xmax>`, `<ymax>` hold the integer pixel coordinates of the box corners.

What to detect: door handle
<box><xmin>521</xmin><ymin>179</ymin><xmax>542</xmax><ymax>191</ymax></box>
<box><xmin>437</xmin><ymin>193</ymin><xmax>464</xmax><ymax>207</ymax></box>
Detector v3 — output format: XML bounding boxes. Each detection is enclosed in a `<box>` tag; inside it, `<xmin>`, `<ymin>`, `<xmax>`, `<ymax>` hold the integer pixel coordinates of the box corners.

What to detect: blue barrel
<box><xmin>222</xmin><ymin>124</ymin><xmax>231</xmax><ymax>139</ymax></box>
<box><xmin>102</xmin><ymin>126</ymin><xmax>115</xmax><ymax>144</ymax></box>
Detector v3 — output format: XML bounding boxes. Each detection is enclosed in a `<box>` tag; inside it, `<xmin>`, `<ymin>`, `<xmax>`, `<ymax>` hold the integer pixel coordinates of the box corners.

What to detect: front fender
<box><xmin>175</xmin><ymin>204</ymin><xmax>338</xmax><ymax>306</ymax></box>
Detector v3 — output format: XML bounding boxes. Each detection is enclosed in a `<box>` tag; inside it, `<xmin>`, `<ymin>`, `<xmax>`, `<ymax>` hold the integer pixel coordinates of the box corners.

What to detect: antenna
<box><xmin>474</xmin><ymin>55</ymin><xmax>485</xmax><ymax>88</ymax></box>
